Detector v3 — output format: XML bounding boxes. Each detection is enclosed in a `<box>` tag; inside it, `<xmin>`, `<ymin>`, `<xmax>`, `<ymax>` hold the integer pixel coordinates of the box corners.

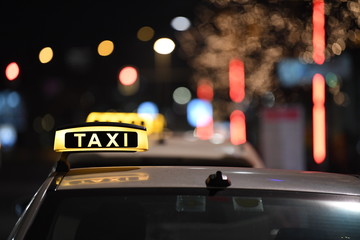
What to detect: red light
<box><xmin>313</xmin><ymin>0</ymin><xmax>325</xmax><ymax>65</ymax></box>
<box><xmin>312</xmin><ymin>74</ymin><xmax>326</xmax><ymax>164</ymax></box>
<box><xmin>230</xmin><ymin>110</ymin><xmax>246</xmax><ymax>145</ymax></box>
<box><xmin>229</xmin><ymin>59</ymin><xmax>245</xmax><ymax>103</ymax></box>
<box><xmin>119</xmin><ymin>66</ymin><xmax>138</xmax><ymax>86</ymax></box>
<box><xmin>312</xmin><ymin>73</ymin><xmax>325</xmax><ymax>105</ymax></box>
<box><xmin>5</xmin><ymin>62</ymin><xmax>20</xmax><ymax>81</ymax></box>
<box><xmin>196</xmin><ymin>119</ymin><xmax>213</xmax><ymax>140</ymax></box>
<box><xmin>197</xmin><ymin>81</ymin><xmax>214</xmax><ymax>101</ymax></box>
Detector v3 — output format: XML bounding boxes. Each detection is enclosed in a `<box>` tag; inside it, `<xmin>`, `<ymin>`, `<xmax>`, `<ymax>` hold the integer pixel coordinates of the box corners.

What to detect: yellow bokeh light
<box><xmin>137</xmin><ymin>26</ymin><xmax>155</xmax><ymax>42</ymax></box>
<box><xmin>98</xmin><ymin>40</ymin><xmax>114</xmax><ymax>56</ymax></box>
<box><xmin>39</xmin><ymin>47</ymin><xmax>53</xmax><ymax>64</ymax></box>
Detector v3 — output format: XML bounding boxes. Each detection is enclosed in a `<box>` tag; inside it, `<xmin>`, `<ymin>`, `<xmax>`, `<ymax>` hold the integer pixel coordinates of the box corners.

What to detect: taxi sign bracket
<box><xmin>55</xmin><ymin>153</ymin><xmax>70</xmax><ymax>172</ymax></box>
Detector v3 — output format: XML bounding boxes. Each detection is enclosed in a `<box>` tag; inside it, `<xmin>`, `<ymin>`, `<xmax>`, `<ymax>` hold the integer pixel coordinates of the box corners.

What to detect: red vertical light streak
<box><xmin>312</xmin><ymin>74</ymin><xmax>326</xmax><ymax>164</ymax></box>
<box><xmin>312</xmin><ymin>0</ymin><xmax>326</xmax><ymax>164</ymax></box>
<box><xmin>196</xmin><ymin>80</ymin><xmax>214</xmax><ymax>139</ymax></box>
<box><xmin>229</xmin><ymin>59</ymin><xmax>245</xmax><ymax>103</ymax></box>
<box><xmin>313</xmin><ymin>0</ymin><xmax>325</xmax><ymax>65</ymax></box>
<box><xmin>230</xmin><ymin>110</ymin><xmax>246</xmax><ymax>145</ymax></box>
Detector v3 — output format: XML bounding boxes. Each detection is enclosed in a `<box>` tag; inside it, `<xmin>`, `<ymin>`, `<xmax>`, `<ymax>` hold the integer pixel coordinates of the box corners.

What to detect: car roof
<box><xmin>64</xmin><ymin>134</ymin><xmax>265</xmax><ymax>169</ymax></box>
<box><xmin>51</xmin><ymin>120</ymin><xmax>359</xmax><ymax>197</ymax></box>
<box><xmin>57</xmin><ymin>166</ymin><xmax>360</xmax><ymax>196</ymax></box>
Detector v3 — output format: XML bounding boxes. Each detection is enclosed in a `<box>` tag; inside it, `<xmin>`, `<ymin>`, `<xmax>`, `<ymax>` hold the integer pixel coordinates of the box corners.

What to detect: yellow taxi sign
<box><xmin>86</xmin><ymin>112</ymin><xmax>166</xmax><ymax>135</ymax></box>
<box><xmin>54</xmin><ymin>123</ymin><xmax>148</xmax><ymax>152</ymax></box>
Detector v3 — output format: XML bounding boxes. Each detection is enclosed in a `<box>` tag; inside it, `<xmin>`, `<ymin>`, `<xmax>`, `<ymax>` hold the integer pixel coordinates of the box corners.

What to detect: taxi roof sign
<box><xmin>86</xmin><ymin>112</ymin><xmax>166</xmax><ymax>135</ymax></box>
<box><xmin>54</xmin><ymin>122</ymin><xmax>148</xmax><ymax>152</ymax></box>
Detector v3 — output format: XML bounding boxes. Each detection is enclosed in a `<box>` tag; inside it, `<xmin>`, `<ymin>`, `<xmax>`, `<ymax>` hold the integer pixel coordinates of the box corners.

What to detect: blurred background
<box><xmin>2</xmin><ymin>0</ymin><xmax>360</xmax><ymax>238</ymax></box>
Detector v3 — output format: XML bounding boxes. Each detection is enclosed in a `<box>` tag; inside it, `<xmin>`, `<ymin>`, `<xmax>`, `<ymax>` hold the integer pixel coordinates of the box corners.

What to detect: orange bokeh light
<box><xmin>230</xmin><ymin>110</ymin><xmax>246</xmax><ymax>145</ymax></box>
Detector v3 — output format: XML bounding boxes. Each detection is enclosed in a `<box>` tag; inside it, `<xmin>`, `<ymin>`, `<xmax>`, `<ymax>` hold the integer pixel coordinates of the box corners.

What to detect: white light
<box><xmin>173</xmin><ymin>87</ymin><xmax>192</xmax><ymax>104</ymax></box>
<box><xmin>153</xmin><ymin>38</ymin><xmax>176</xmax><ymax>55</ymax></box>
<box><xmin>326</xmin><ymin>201</ymin><xmax>360</xmax><ymax>213</ymax></box>
<box><xmin>171</xmin><ymin>16</ymin><xmax>191</xmax><ymax>31</ymax></box>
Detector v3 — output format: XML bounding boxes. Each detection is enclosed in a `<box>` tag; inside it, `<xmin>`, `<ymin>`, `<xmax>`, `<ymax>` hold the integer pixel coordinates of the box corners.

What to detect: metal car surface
<box><xmin>7</xmin><ymin>122</ymin><xmax>360</xmax><ymax>240</ymax></box>
<box><xmin>58</xmin><ymin>166</ymin><xmax>360</xmax><ymax>195</ymax></box>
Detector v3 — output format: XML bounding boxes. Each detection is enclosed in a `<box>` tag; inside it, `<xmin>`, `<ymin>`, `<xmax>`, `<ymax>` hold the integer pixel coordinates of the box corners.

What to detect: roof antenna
<box><xmin>205</xmin><ymin>171</ymin><xmax>231</xmax><ymax>188</ymax></box>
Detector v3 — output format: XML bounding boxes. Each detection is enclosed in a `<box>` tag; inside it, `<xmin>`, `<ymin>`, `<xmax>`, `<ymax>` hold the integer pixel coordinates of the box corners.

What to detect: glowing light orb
<box><xmin>5</xmin><ymin>62</ymin><xmax>20</xmax><ymax>81</ymax></box>
<box><xmin>187</xmin><ymin>99</ymin><xmax>213</xmax><ymax>127</ymax></box>
<box><xmin>153</xmin><ymin>38</ymin><xmax>175</xmax><ymax>54</ymax></box>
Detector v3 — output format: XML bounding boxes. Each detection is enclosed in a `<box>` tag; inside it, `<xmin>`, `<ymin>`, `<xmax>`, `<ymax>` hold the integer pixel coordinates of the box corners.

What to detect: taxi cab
<box><xmin>7</xmin><ymin>113</ymin><xmax>360</xmax><ymax>240</ymax></box>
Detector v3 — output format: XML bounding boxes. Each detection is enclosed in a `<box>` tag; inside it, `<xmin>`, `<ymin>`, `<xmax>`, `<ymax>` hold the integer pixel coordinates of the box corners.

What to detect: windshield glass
<box><xmin>24</xmin><ymin>189</ymin><xmax>360</xmax><ymax>240</ymax></box>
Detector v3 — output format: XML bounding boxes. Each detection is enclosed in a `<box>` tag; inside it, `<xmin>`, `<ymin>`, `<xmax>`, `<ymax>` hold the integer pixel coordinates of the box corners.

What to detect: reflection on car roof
<box><xmin>58</xmin><ymin>166</ymin><xmax>360</xmax><ymax>196</ymax></box>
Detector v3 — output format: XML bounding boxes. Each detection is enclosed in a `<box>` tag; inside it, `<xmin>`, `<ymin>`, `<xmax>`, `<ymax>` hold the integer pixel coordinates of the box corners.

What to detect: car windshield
<box><xmin>24</xmin><ymin>189</ymin><xmax>360</xmax><ymax>240</ymax></box>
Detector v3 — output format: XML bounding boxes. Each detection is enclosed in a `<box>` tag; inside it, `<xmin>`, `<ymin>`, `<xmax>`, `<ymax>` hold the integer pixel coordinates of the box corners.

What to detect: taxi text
<box><xmin>64</xmin><ymin>131</ymin><xmax>138</xmax><ymax>148</ymax></box>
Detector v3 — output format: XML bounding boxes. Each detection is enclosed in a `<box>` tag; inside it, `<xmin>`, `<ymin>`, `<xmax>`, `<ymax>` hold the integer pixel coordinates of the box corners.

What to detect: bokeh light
<box><xmin>0</xmin><ymin>94</ymin><xmax>4</xmax><ymax>109</ymax></box>
<box><xmin>229</xmin><ymin>58</ymin><xmax>245</xmax><ymax>103</ymax></box>
<box><xmin>119</xmin><ymin>66</ymin><xmax>138</xmax><ymax>86</ymax></box>
<box><xmin>7</xmin><ymin>91</ymin><xmax>20</xmax><ymax>108</ymax></box>
<box><xmin>312</xmin><ymin>73</ymin><xmax>326</xmax><ymax>164</ymax></box>
<box><xmin>187</xmin><ymin>99</ymin><xmax>213</xmax><ymax>127</ymax></box>
<box><xmin>0</xmin><ymin>90</ymin><xmax>25</xmax><ymax>131</ymax></box>
<box><xmin>230</xmin><ymin>110</ymin><xmax>246</xmax><ymax>145</ymax></box>
<box><xmin>197</xmin><ymin>81</ymin><xmax>214</xmax><ymax>101</ymax></box>
<box><xmin>196</xmin><ymin>119</ymin><xmax>213</xmax><ymax>140</ymax></box>
<box><xmin>39</xmin><ymin>47</ymin><xmax>54</xmax><ymax>64</ymax></box>
<box><xmin>98</xmin><ymin>40</ymin><xmax>114</xmax><ymax>56</ymax></box>
<box><xmin>153</xmin><ymin>38</ymin><xmax>176</xmax><ymax>54</ymax></box>
<box><xmin>137</xmin><ymin>101</ymin><xmax>159</xmax><ymax>120</ymax></box>
<box><xmin>5</xmin><ymin>62</ymin><xmax>20</xmax><ymax>81</ymax></box>
<box><xmin>39</xmin><ymin>47</ymin><xmax>52</xmax><ymax>63</ymax></box>
<box><xmin>312</xmin><ymin>0</ymin><xmax>325</xmax><ymax>65</ymax></box>
<box><xmin>173</xmin><ymin>87</ymin><xmax>192</xmax><ymax>104</ymax></box>
<box><xmin>325</xmin><ymin>72</ymin><xmax>338</xmax><ymax>88</ymax></box>
<box><xmin>41</xmin><ymin>114</ymin><xmax>55</xmax><ymax>132</ymax></box>
<box><xmin>171</xmin><ymin>16</ymin><xmax>191</xmax><ymax>31</ymax></box>
<box><xmin>0</xmin><ymin>124</ymin><xmax>17</xmax><ymax>149</ymax></box>
<box><xmin>137</xmin><ymin>26</ymin><xmax>155</xmax><ymax>42</ymax></box>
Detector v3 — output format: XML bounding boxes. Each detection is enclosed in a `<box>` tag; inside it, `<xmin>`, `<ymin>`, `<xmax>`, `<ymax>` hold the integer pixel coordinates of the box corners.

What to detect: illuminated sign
<box><xmin>54</xmin><ymin>123</ymin><xmax>148</xmax><ymax>152</ymax></box>
<box><xmin>86</xmin><ymin>112</ymin><xmax>166</xmax><ymax>135</ymax></box>
<box><xmin>65</xmin><ymin>132</ymin><xmax>138</xmax><ymax>148</ymax></box>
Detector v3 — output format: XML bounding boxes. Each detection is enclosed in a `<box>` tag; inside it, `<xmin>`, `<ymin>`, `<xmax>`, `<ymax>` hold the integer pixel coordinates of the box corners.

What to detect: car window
<box><xmin>24</xmin><ymin>189</ymin><xmax>360</xmax><ymax>240</ymax></box>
